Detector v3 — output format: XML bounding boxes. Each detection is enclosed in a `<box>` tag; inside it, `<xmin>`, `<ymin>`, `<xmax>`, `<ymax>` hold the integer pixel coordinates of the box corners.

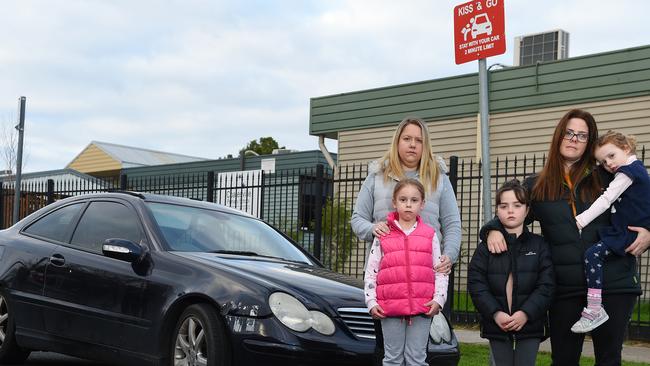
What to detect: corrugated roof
<box><xmin>1</xmin><ymin>168</ymin><xmax>99</xmax><ymax>183</ymax></box>
<box><xmin>123</xmin><ymin>150</ymin><xmax>337</xmax><ymax>177</ymax></box>
<box><xmin>0</xmin><ymin>168</ymin><xmax>111</xmax><ymax>192</ymax></box>
<box><xmin>89</xmin><ymin>141</ymin><xmax>208</xmax><ymax>167</ymax></box>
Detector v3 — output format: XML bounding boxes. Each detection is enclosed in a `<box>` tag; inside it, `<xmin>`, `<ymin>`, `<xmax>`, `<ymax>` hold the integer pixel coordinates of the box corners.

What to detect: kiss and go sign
<box><xmin>453</xmin><ymin>0</ymin><xmax>506</xmax><ymax>64</ymax></box>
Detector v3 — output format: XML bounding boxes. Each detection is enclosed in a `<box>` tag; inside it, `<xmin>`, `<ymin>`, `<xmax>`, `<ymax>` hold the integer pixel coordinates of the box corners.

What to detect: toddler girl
<box><xmin>571</xmin><ymin>131</ymin><xmax>650</xmax><ymax>333</ymax></box>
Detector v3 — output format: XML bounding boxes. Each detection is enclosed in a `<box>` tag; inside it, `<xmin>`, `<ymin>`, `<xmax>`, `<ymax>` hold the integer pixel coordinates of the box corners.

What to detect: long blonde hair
<box><xmin>380</xmin><ymin>116</ymin><xmax>440</xmax><ymax>193</ymax></box>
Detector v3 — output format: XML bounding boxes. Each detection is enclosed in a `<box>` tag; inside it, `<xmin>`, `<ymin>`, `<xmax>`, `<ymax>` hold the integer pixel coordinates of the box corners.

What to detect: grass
<box><xmin>452</xmin><ymin>292</ymin><xmax>649</xmax><ymax>323</ymax></box>
<box><xmin>451</xmin><ymin>292</ymin><xmax>476</xmax><ymax>313</ymax></box>
<box><xmin>632</xmin><ymin>300</ymin><xmax>650</xmax><ymax>323</ymax></box>
<box><xmin>459</xmin><ymin>343</ymin><xmax>650</xmax><ymax>366</ymax></box>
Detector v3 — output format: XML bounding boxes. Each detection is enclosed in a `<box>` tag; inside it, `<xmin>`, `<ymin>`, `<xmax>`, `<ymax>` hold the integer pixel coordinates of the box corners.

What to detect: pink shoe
<box><xmin>570</xmin><ymin>307</ymin><xmax>609</xmax><ymax>333</ymax></box>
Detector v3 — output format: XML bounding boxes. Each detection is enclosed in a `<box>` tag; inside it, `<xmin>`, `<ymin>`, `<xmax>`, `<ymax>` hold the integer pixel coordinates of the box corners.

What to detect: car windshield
<box><xmin>146</xmin><ymin>202</ymin><xmax>313</xmax><ymax>264</ymax></box>
<box><xmin>476</xmin><ymin>14</ymin><xmax>489</xmax><ymax>23</ymax></box>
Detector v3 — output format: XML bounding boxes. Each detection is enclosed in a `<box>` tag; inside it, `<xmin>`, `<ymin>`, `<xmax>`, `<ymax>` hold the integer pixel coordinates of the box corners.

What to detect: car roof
<box><xmin>51</xmin><ymin>191</ymin><xmax>255</xmax><ymax>218</ymax></box>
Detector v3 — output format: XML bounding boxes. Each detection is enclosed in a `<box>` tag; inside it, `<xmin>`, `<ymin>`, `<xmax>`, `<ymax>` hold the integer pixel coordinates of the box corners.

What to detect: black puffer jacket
<box><xmin>480</xmin><ymin>167</ymin><xmax>642</xmax><ymax>299</ymax></box>
<box><xmin>469</xmin><ymin>227</ymin><xmax>554</xmax><ymax>341</ymax></box>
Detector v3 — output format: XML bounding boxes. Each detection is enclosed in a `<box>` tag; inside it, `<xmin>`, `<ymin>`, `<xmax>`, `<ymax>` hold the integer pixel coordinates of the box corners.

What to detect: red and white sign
<box><xmin>453</xmin><ymin>0</ymin><xmax>506</xmax><ymax>64</ymax></box>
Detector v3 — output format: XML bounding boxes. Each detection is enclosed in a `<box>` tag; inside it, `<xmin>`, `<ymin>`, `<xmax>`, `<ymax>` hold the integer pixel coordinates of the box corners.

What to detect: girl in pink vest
<box><xmin>364</xmin><ymin>178</ymin><xmax>449</xmax><ymax>366</ymax></box>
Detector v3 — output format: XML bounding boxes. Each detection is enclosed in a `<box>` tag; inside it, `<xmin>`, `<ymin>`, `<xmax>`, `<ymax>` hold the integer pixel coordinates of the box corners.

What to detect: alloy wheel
<box><xmin>174</xmin><ymin>316</ymin><xmax>208</xmax><ymax>366</ymax></box>
<box><xmin>0</xmin><ymin>295</ymin><xmax>8</xmax><ymax>345</ymax></box>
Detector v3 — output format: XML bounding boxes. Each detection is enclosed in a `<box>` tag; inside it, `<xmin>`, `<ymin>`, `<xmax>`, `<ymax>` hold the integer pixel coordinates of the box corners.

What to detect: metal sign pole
<box><xmin>13</xmin><ymin>96</ymin><xmax>26</xmax><ymax>225</ymax></box>
<box><xmin>454</xmin><ymin>0</ymin><xmax>504</xmax><ymax>224</ymax></box>
<box><xmin>478</xmin><ymin>59</ymin><xmax>492</xmax><ymax>224</ymax></box>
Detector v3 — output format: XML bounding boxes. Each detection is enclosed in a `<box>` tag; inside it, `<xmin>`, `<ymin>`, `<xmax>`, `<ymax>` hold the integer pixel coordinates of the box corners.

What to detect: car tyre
<box><xmin>0</xmin><ymin>291</ymin><xmax>31</xmax><ymax>364</ymax></box>
<box><xmin>171</xmin><ymin>304</ymin><xmax>230</xmax><ymax>366</ymax></box>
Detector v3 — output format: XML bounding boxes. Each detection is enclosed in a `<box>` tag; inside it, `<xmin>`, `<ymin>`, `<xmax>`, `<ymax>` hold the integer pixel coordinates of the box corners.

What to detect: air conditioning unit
<box><xmin>513</xmin><ymin>29</ymin><xmax>569</xmax><ymax>66</ymax></box>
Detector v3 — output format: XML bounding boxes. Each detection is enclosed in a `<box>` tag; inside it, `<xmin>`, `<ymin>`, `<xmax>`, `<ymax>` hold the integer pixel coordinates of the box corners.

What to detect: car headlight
<box><xmin>269</xmin><ymin>292</ymin><xmax>311</xmax><ymax>332</ymax></box>
<box><xmin>309</xmin><ymin>310</ymin><xmax>335</xmax><ymax>335</ymax></box>
<box><xmin>268</xmin><ymin>292</ymin><xmax>336</xmax><ymax>335</ymax></box>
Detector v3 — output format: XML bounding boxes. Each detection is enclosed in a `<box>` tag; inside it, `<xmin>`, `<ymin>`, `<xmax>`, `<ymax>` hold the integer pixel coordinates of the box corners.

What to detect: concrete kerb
<box><xmin>454</xmin><ymin>328</ymin><xmax>650</xmax><ymax>364</ymax></box>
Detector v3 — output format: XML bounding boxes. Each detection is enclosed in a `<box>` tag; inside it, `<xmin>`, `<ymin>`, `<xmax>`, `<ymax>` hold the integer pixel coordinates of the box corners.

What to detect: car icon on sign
<box><xmin>471</xmin><ymin>13</ymin><xmax>492</xmax><ymax>38</ymax></box>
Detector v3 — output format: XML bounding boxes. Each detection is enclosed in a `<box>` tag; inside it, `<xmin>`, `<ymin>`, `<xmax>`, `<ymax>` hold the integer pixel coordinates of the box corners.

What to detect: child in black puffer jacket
<box><xmin>468</xmin><ymin>179</ymin><xmax>555</xmax><ymax>366</ymax></box>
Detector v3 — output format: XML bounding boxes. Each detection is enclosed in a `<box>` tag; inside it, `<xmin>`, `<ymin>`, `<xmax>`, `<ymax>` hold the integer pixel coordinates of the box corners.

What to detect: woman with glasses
<box><xmin>480</xmin><ymin>109</ymin><xmax>650</xmax><ymax>365</ymax></box>
<box><xmin>351</xmin><ymin>116</ymin><xmax>461</xmax><ymax>365</ymax></box>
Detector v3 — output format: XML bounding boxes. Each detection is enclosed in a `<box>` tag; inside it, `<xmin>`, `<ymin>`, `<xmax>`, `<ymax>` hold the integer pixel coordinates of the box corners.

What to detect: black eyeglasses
<box><xmin>563</xmin><ymin>130</ymin><xmax>589</xmax><ymax>143</ymax></box>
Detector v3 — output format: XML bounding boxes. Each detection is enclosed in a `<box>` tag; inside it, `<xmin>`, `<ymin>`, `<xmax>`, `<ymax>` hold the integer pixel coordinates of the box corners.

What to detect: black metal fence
<box><xmin>1</xmin><ymin>150</ymin><xmax>648</xmax><ymax>340</ymax></box>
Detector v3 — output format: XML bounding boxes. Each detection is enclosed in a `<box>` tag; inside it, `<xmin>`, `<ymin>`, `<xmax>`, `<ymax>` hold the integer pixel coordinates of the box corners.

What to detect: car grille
<box><xmin>337</xmin><ymin>307</ymin><xmax>375</xmax><ymax>340</ymax></box>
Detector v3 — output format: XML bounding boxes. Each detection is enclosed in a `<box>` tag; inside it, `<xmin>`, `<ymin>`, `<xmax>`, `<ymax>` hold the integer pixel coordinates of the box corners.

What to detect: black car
<box><xmin>0</xmin><ymin>192</ymin><xmax>459</xmax><ymax>366</ymax></box>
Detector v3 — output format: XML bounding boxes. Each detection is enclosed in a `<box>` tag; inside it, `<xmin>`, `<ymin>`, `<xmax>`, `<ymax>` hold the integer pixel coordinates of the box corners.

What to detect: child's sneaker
<box><xmin>570</xmin><ymin>307</ymin><xmax>609</xmax><ymax>333</ymax></box>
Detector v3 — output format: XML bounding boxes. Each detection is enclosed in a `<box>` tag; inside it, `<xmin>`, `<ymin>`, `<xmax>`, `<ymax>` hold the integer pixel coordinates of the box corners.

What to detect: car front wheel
<box><xmin>0</xmin><ymin>291</ymin><xmax>30</xmax><ymax>364</ymax></box>
<box><xmin>171</xmin><ymin>304</ymin><xmax>230</xmax><ymax>366</ymax></box>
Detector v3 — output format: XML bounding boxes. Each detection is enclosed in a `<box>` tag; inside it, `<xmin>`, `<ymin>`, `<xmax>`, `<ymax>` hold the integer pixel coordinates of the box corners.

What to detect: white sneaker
<box><xmin>570</xmin><ymin>307</ymin><xmax>609</xmax><ymax>333</ymax></box>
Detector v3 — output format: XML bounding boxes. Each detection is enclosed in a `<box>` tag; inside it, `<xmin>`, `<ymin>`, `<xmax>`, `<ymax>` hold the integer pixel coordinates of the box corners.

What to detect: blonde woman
<box><xmin>351</xmin><ymin>117</ymin><xmax>461</xmax><ymax>365</ymax></box>
<box><xmin>352</xmin><ymin>116</ymin><xmax>461</xmax><ymax>273</ymax></box>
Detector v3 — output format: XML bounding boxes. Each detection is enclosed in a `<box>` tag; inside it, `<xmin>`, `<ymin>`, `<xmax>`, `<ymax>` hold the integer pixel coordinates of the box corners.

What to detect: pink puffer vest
<box><xmin>376</xmin><ymin>212</ymin><xmax>436</xmax><ymax>316</ymax></box>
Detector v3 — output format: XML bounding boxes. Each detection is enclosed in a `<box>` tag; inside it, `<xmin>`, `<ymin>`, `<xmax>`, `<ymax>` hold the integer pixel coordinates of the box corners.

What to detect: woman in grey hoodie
<box><xmin>351</xmin><ymin>116</ymin><xmax>461</xmax><ymax>272</ymax></box>
<box><xmin>351</xmin><ymin>116</ymin><xmax>461</xmax><ymax>366</ymax></box>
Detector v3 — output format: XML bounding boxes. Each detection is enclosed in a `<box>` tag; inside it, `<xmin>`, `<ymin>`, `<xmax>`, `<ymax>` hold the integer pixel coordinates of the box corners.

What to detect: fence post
<box><xmin>120</xmin><ymin>174</ymin><xmax>127</xmax><ymax>190</ymax></box>
<box><xmin>46</xmin><ymin>179</ymin><xmax>55</xmax><ymax>205</ymax></box>
<box><xmin>206</xmin><ymin>172</ymin><xmax>214</xmax><ymax>202</ymax></box>
<box><xmin>449</xmin><ymin>155</ymin><xmax>458</xmax><ymax>195</ymax></box>
<box><xmin>259</xmin><ymin>170</ymin><xmax>265</xmax><ymax>220</ymax></box>
<box><xmin>313</xmin><ymin>164</ymin><xmax>324</xmax><ymax>260</ymax></box>
<box><xmin>0</xmin><ymin>185</ymin><xmax>4</xmax><ymax>229</ymax></box>
<box><xmin>444</xmin><ymin>155</ymin><xmax>459</xmax><ymax>320</ymax></box>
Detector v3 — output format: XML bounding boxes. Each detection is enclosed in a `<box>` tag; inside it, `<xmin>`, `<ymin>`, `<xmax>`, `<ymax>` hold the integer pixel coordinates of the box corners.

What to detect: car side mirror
<box><xmin>102</xmin><ymin>238</ymin><xmax>146</xmax><ymax>263</ymax></box>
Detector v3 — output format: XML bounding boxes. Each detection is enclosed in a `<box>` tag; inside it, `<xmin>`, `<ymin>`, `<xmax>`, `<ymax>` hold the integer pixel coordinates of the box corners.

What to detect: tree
<box><xmin>240</xmin><ymin>137</ymin><xmax>285</xmax><ymax>156</ymax></box>
<box><xmin>1</xmin><ymin>117</ymin><xmax>28</xmax><ymax>174</ymax></box>
<box><xmin>321</xmin><ymin>197</ymin><xmax>357</xmax><ymax>272</ymax></box>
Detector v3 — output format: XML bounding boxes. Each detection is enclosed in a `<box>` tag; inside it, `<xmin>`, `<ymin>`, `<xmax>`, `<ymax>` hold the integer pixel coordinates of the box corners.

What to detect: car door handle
<box><xmin>49</xmin><ymin>253</ymin><xmax>66</xmax><ymax>266</ymax></box>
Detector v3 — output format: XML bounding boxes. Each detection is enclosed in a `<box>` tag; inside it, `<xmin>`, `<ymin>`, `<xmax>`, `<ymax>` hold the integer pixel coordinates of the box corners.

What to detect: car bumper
<box><xmin>224</xmin><ymin>314</ymin><xmax>460</xmax><ymax>366</ymax></box>
<box><xmin>226</xmin><ymin>315</ymin><xmax>374</xmax><ymax>365</ymax></box>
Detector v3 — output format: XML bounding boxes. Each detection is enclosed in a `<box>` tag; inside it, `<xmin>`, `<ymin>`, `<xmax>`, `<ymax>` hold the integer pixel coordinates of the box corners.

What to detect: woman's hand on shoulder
<box><xmin>373</xmin><ymin>221</ymin><xmax>389</xmax><ymax>237</ymax></box>
<box><xmin>626</xmin><ymin>226</ymin><xmax>650</xmax><ymax>256</ymax></box>
<box><xmin>486</xmin><ymin>230</ymin><xmax>507</xmax><ymax>253</ymax></box>
<box><xmin>434</xmin><ymin>255</ymin><xmax>452</xmax><ymax>274</ymax></box>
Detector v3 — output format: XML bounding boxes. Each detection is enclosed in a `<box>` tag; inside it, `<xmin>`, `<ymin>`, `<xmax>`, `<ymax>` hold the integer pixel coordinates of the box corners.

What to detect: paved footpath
<box><xmin>455</xmin><ymin>328</ymin><xmax>650</xmax><ymax>364</ymax></box>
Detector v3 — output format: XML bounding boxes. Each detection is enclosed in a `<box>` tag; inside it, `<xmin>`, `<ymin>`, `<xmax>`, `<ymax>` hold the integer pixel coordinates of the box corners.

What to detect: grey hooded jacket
<box><xmin>351</xmin><ymin>158</ymin><xmax>462</xmax><ymax>264</ymax></box>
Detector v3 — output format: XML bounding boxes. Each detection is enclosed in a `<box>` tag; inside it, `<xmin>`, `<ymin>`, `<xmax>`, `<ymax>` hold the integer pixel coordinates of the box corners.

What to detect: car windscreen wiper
<box><xmin>209</xmin><ymin>250</ymin><xmax>309</xmax><ymax>264</ymax></box>
<box><xmin>210</xmin><ymin>250</ymin><xmax>260</xmax><ymax>256</ymax></box>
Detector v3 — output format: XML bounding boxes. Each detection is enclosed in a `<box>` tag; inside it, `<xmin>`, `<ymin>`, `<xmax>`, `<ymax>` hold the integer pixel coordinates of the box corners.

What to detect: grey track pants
<box><xmin>380</xmin><ymin>315</ymin><xmax>432</xmax><ymax>366</ymax></box>
<box><xmin>488</xmin><ymin>337</ymin><xmax>540</xmax><ymax>366</ymax></box>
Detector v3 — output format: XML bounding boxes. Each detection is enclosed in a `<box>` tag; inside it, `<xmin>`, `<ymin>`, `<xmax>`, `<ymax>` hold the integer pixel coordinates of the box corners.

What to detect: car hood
<box><xmin>173</xmin><ymin>252</ymin><xmax>366</xmax><ymax>313</ymax></box>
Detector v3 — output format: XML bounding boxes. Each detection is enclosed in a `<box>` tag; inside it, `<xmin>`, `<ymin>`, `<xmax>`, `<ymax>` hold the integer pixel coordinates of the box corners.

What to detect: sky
<box><xmin>1</xmin><ymin>0</ymin><xmax>648</xmax><ymax>173</ymax></box>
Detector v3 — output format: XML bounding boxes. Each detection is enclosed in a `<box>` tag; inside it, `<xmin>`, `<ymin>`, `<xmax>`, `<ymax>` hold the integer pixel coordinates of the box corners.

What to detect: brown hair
<box><xmin>380</xmin><ymin>117</ymin><xmax>439</xmax><ymax>193</ymax></box>
<box><xmin>597</xmin><ymin>130</ymin><xmax>637</xmax><ymax>155</ymax></box>
<box><xmin>393</xmin><ymin>178</ymin><xmax>426</xmax><ymax>201</ymax></box>
<box><xmin>531</xmin><ymin>109</ymin><xmax>602</xmax><ymax>202</ymax></box>
<box><xmin>496</xmin><ymin>179</ymin><xmax>529</xmax><ymax>208</ymax></box>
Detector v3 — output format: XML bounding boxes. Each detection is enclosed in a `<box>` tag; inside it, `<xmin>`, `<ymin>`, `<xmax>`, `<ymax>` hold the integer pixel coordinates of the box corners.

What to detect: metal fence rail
<box><xmin>1</xmin><ymin>150</ymin><xmax>648</xmax><ymax>340</ymax></box>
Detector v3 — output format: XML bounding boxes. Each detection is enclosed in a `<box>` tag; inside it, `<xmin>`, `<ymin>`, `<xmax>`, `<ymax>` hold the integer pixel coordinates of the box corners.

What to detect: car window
<box><xmin>147</xmin><ymin>202</ymin><xmax>313</xmax><ymax>264</ymax></box>
<box><xmin>70</xmin><ymin>201</ymin><xmax>144</xmax><ymax>253</ymax></box>
<box><xmin>23</xmin><ymin>203</ymin><xmax>84</xmax><ymax>242</ymax></box>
